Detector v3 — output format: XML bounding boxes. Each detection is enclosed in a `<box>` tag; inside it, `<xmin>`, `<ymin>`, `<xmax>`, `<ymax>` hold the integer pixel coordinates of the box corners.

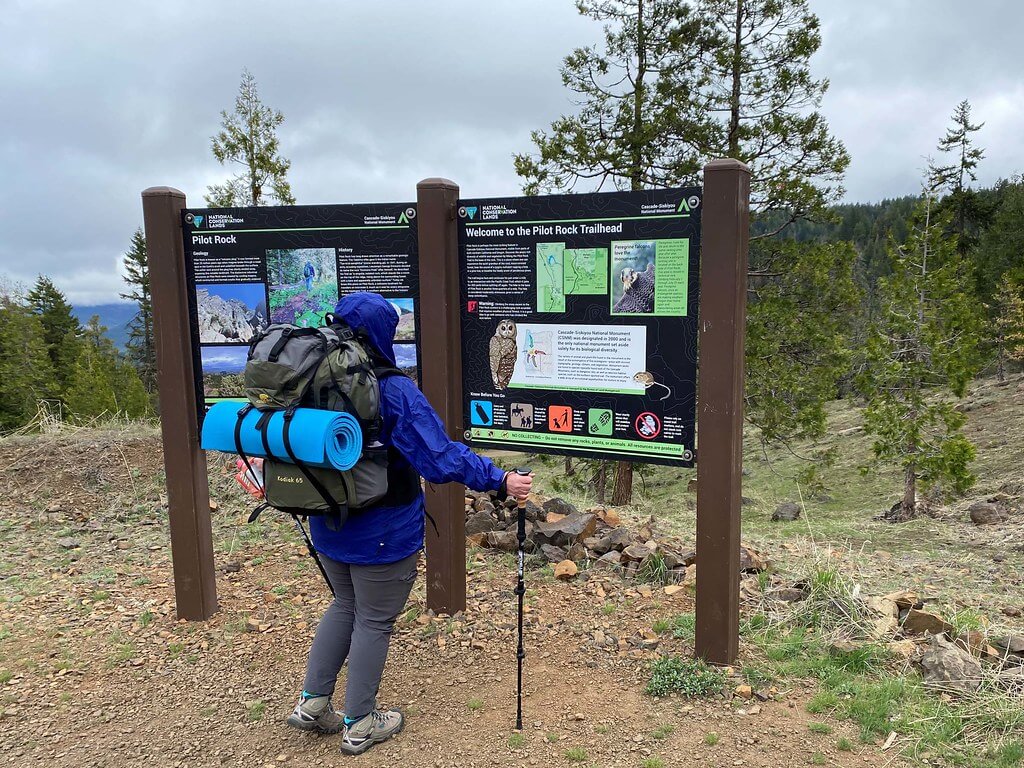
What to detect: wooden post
<box><xmin>141</xmin><ymin>187</ymin><xmax>218</xmax><ymax>621</ymax></box>
<box><xmin>416</xmin><ymin>178</ymin><xmax>467</xmax><ymax>615</ymax></box>
<box><xmin>694</xmin><ymin>159</ymin><xmax>750</xmax><ymax>664</ymax></box>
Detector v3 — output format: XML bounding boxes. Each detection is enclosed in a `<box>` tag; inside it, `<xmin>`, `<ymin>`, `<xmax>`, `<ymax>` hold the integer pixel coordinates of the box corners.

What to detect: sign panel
<box><xmin>180</xmin><ymin>204</ymin><xmax>419</xmax><ymax>419</ymax></box>
<box><xmin>458</xmin><ymin>188</ymin><xmax>700</xmax><ymax>466</ymax></box>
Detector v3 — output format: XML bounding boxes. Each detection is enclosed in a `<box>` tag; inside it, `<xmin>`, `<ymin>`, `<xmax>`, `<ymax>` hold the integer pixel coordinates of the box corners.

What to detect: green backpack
<box><xmin>234</xmin><ymin>316</ymin><xmax>415</xmax><ymax>531</ymax></box>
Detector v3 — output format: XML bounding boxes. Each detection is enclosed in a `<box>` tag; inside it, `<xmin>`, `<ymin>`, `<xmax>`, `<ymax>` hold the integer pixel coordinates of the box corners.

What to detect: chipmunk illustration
<box><xmin>633</xmin><ymin>371</ymin><xmax>672</xmax><ymax>401</ymax></box>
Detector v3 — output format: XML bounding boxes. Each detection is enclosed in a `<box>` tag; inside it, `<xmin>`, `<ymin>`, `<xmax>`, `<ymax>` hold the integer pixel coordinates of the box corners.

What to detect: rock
<box><xmin>465</xmin><ymin>510</ymin><xmax>500</xmax><ymax>536</ymax></box>
<box><xmin>473</xmin><ymin>497</ymin><xmax>496</xmax><ymax>515</ymax></box>
<box><xmin>523</xmin><ymin>500</ymin><xmax>544</xmax><ymax>522</ymax></box>
<box><xmin>196</xmin><ymin>287</ymin><xmax>260</xmax><ymax>343</ymax></box>
<box><xmin>245</xmin><ymin>618</ymin><xmax>261</xmax><ymax>633</ymax></box>
<box><xmin>739</xmin><ymin>545</ymin><xmax>770</xmax><ymax>572</ymax></box>
<box><xmin>485</xmin><ymin>530</ymin><xmax>518</xmax><ymax>552</ymax></box>
<box><xmin>866</xmin><ymin>596</ymin><xmax>900</xmax><ymax>640</ymax></box>
<box><xmin>955</xmin><ymin>630</ymin><xmax>991</xmax><ymax>658</ymax></box>
<box><xmin>592</xmin><ymin>527</ymin><xmax>631</xmax><ymax>555</ymax></box>
<box><xmin>902</xmin><ymin>609</ymin><xmax>953</xmax><ymax>636</ymax></box>
<box><xmin>741</xmin><ymin>496</ymin><xmax>756</xmax><ymax>506</ymax></box>
<box><xmin>997</xmin><ymin>667</ymin><xmax>1024</xmax><ymax>688</ymax></box>
<box><xmin>465</xmin><ymin>533</ymin><xmax>487</xmax><ymax>548</ymax></box>
<box><xmin>771</xmin><ymin>502</ymin><xmax>801</xmax><ymax>522</ymax></box>
<box><xmin>888</xmin><ymin>639</ymin><xmax>921</xmax><ymax>661</ymax></box>
<box><xmin>540</xmin><ymin>544</ymin><xmax>567</xmax><ymax>563</ymax></box>
<box><xmin>582</xmin><ymin>536</ymin><xmax>602</xmax><ymax>551</ymax></box>
<box><xmin>595</xmin><ymin>551</ymin><xmax>622</xmax><ymax>568</ymax></box>
<box><xmin>533</xmin><ymin>512</ymin><xmax>597</xmax><ymax>548</ymax></box>
<box><xmin>882</xmin><ymin>590</ymin><xmax>921</xmax><ymax>610</ymax></box>
<box><xmin>734</xmin><ymin>685</ymin><xmax>753</xmax><ymax>699</ymax></box>
<box><xmin>542</xmin><ymin>498</ymin><xmax>578</xmax><ymax>519</ymax></box>
<box><xmin>664</xmin><ymin>584</ymin><xmax>685</xmax><ymax>596</ymax></box>
<box><xmin>687</xmin><ymin>478</ymin><xmax>698</xmax><ymax>493</ymax></box>
<box><xmin>57</xmin><ymin>538</ymin><xmax>80</xmax><ymax>550</ymax></box>
<box><xmin>221</xmin><ymin>562</ymin><xmax>241</xmax><ymax>573</ymax></box>
<box><xmin>684</xmin><ymin>564</ymin><xmax>697</xmax><ymax>582</ymax></box>
<box><xmin>554</xmin><ymin>560</ymin><xmax>578</xmax><ymax>580</ymax></box>
<box><xmin>566</xmin><ymin>542</ymin><xmax>586</xmax><ymax>561</ymax></box>
<box><xmin>45</xmin><ymin>503</ymin><xmax>62</xmax><ymax>513</ymax></box>
<box><xmin>969</xmin><ymin>501</ymin><xmax>1008</xmax><ymax>525</ymax></box>
<box><xmin>919</xmin><ymin>634</ymin><xmax>982</xmax><ymax>693</ymax></box>
<box><xmin>620</xmin><ymin>543</ymin><xmax>652</xmax><ymax>563</ymax></box>
<box><xmin>992</xmin><ymin>634</ymin><xmax>1024</xmax><ymax>654</ymax></box>
<box><xmin>998</xmin><ymin>480</ymin><xmax>1024</xmax><ymax>497</ymax></box>
<box><xmin>596</xmin><ymin>507</ymin><xmax>621</xmax><ymax>527</ymax></box>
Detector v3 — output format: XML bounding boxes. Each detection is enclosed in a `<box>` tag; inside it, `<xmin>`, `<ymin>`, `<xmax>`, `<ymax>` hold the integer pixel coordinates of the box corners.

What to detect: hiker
<box><xmin>303</xmin><ymin>260</ymin><xmax>315</xmax><ymax>291</ymax></box>
<box><xmin>286</xmin><ymin>291</ymin><xmax>532</xmax><ymax>755</ymax></box>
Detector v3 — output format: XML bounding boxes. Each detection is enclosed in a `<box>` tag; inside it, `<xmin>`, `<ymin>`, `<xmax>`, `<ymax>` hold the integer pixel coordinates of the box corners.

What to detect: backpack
<box><xmin>233</xmin><ymin>316</ymin><xmax>419</xmax><ymax>533</ymax></box>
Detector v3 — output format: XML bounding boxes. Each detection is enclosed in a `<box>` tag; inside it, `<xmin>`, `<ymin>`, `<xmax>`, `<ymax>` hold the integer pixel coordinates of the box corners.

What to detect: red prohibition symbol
<box><xmin>635</xmin><ymin>412</ymin><xmax>661</xmax><ymax>440</ymax></box>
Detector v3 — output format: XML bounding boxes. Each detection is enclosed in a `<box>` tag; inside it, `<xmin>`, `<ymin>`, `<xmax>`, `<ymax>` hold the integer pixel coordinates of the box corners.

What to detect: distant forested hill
<box><xmin>72</xmin><ymin>302</ymin><xmax>137</xmax><ymax>349</ymax></box>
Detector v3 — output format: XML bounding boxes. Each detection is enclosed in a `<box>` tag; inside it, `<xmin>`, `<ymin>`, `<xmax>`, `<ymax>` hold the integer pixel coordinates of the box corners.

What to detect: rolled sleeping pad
<box><xmin>200</xmin><ymin>401</ymin><xmax>363</xmax><ymax>472</ymax></box>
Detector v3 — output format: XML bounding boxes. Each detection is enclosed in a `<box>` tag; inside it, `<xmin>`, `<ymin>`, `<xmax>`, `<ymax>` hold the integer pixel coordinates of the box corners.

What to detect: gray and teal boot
<box><xmin>286</xmin><ymin>692</ymin><xmax>344</xmax><ymax>734</ymax></box>
<box><xmin>340</xmin><ymin>708</ymin><xmax>405</xmax><ymax>755</ymax></box>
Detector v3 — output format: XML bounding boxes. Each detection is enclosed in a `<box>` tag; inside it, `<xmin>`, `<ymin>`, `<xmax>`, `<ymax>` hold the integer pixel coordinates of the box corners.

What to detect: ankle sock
<box><xmin>344</xmin><ymin>713</ymin><xmax>367</xmax><ymax>726</ymax></box>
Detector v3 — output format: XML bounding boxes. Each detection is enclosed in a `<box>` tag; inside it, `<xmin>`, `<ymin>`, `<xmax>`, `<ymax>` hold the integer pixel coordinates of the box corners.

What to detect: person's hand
<box><xmin>505</xmin><ymin>471</ymin><xmax>534</xmax><ymax>501</ymax></box>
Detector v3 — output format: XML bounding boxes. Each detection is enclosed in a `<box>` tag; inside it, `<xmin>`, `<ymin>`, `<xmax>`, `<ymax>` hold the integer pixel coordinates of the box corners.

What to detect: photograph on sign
<box><xmin>458</xmin><ymin>188</ymin><xmax>700</xmax><ymax>466</ymax></box>
<box><xmin>180</xmin><ymin>204</ymin><xmax>420</xmax><ymax>419</ymax></box>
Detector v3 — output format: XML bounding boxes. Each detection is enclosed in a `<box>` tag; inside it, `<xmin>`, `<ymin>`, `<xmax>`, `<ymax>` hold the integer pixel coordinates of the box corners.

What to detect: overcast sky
<box><xmin>2</xmin><ymin>0</ymin><xmax>1022</xmax><ymax>304</ymax></box>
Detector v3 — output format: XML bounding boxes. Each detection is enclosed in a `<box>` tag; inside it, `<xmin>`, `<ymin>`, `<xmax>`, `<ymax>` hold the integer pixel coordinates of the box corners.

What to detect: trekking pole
<box><xmin>513</xmin><ymin>467</ymin><xmax>531</xmax><ymax>731</ymax></box>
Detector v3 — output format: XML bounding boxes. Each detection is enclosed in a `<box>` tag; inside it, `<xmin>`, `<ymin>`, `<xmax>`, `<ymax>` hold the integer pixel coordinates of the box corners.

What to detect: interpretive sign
<box><xmin>180</xmin><ymin>204</ymin><xmax>420</xmax><ymax>418</ymax></box>
<box><xmin>457</xmin><ymin>188</ymin><xmax>701</xmax><ymax>466</ymax></box>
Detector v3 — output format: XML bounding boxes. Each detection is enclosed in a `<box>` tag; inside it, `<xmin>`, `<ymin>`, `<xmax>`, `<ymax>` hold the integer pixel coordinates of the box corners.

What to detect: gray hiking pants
<box><xmin>303</xmin><ymin>551</ymin><xmax>418</xmax><ymax>718</ymax></box>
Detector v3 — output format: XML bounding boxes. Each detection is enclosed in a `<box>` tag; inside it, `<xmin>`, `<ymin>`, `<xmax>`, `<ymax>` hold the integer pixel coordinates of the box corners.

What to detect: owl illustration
<box><xmin>614</xmin><ymin>263</ymin><xmax>656</xmax><ymax>313</ymax></box>
<box><xmin>488</xmin><ymin>319</ymin><xmax>518</xmax><ymax>390</ymax></box>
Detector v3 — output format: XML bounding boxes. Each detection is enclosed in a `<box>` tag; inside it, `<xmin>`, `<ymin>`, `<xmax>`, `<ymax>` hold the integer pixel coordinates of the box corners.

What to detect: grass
<box><xmin>652</xmin><ymin>724</ymin><xmax>675</xmax><ymax>740</ymax></box>
<box><xmin>646</xmin><ymin>657</ymin><xmax>726</xmax><ymax>698</ymax></box>
<box><xmin>808</xmin><ymin>722</ymin><xmax>832</xmax><ymax>734</ymax></box>
<box><xmin>564</xmin><ymin>747</ymin><xmax>588</xmax><ymax>762</ymax></box>
<box><xmin>246</xmin><ymin>700</ymin><xmax>266</xmax><ymax>721</ymax></box>
<box><xmin>837</xmin><ymin>737</ymin><xmax>853</xmax><ymax>751</ymax></box>
<box><xmin>138</xmin><ymin>610</ymin><xmax>155</xmax><ymax>627</ymax></box>
<box><xmin>642</xmin><ymin>759</ymin><xmax>666</xmax><ymax>768</ymax></box>
<box><xmin>0</xmin><ymin>670</ymin><xmax>11</xmax><ymax>684</ymax></box>
<box><xmin>602</xmin><ymin>601</ymin><xmax>616</xmax><ymax>616</ymax></box>
<box><xmin>545</xmin><ymin>732</ymin><xmax>560</xmax><ymax>743</ymax></box>
<box><xmin>594</xmin><ymin>724</ymin><xmax>609</xmax><ymax>734</ymax></box>
<box><xmin>467</xmin><ymin>698</ymin><xmax>483</xmax><ymax>711</ymax></box>
<box><xmin>637</xmin><ymin>552</ymin><xmax>670</xmax><ymax>585</ymax></box>
<box><xmin>703</xmin><ymin>732</ymin><xmax>720</xmax><ymax>746</ymax></box>
<box><xmin>811</xmin><ymin>752</ymin><xmax>826</xmax><ymax>765</ymax></box>
<box><xmin>507</xmin><ymin>733</ymin><xmax>526</xmax><ymax>749</ymax></box>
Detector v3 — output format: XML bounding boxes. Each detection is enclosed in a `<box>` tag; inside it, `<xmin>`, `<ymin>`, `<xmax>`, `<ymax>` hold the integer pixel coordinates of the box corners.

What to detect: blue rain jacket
<box><xmin>310</xmin><ymin>292</ymin><xmax>507</xmax><ymax>565</ymax></box>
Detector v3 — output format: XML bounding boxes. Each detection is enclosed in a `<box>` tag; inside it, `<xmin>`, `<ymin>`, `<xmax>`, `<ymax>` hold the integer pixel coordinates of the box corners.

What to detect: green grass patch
<box><xmin>0</xmin><ymin>670</ymin><xmax>11</xmax><ymax>684</ymax></box>
<box><xmin>703</xmin><ymin>732</ymin><xmax>719</xmax><ymax>746</ymax></box>
<box><xmin>642</xmin><ymin>759</ymin><xmax>666</xmax><ymax>768</ymax></box>
<box><xmin>507</xmin><ymin>733</ymin><xmax>525</xmax><ymax>749</ymax></box>
<box><xmin>564</xmin><ymin>747</ymin><xmax>588</xmax><ymax>762</ymax></box>
<box><xmin>467</xmin><ymin>698</ymin><xmax>483</xmax><ymax>711</ymax></box>
<box><xmin>602</xmin><ymin>601</ymin><xmax>616</xmax><ymax>616</ymax></box>
<box><xmin>545</xmin><ymin>732</ymin><xmax>560</xmax><ymax>743</ymax></box>
<box><xmin>808</xmin><ymin>722</ymin><xmax>832</xmax><ymax>734</ymax></box>
<box><xmin>651</xmin><ymin>724</ymin><xmax>675</xmax><ymax>740</ymax></box>
<box><xmin>246</xmin><ymin>700</ymin><xmax>266</xmax><ymax>721</ymax></box>
<box><xmin>836</xmin><ymin>737</ymin><xmax>853</xmax><ymax>751</ymax></box>
<box><xmin>646</xmin><ymin>657</ymin><xmax>725</xmax><ymax>698</ymax></box>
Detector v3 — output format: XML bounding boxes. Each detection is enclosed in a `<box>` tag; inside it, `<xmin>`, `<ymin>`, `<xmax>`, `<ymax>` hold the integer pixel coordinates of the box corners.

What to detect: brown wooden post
<box><xmin>416</xmin><ymin>178</ymin><xmax>466</xmax><ymax>615</ymax></box>
<box><xmin>141</xmin><ymin>187</ymin><xmax>218</xmax><ymax>621</ymax></box>
<box><xmin>694</xmin><ymin>159</ymin><xmax>750</xmax><ymax>664</ymax></box>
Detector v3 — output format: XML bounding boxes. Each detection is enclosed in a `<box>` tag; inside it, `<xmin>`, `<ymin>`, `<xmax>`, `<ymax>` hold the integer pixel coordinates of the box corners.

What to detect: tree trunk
<box><xmin>611</xmin><ymin>461</ymin><xmax>634</xmax><ymax>505</ymax></box>
<box><xmin>727</xmin><ymin>0</ymin><xmax>744</xmax><ymax>157</ymax></box>
<box><xmin>901</xmin><ymin>462</ymin><xmax>917</xmax><ymax>519</ymax></box>
<box><xmin>630</xmin><ymin>0</ymin><xmax>646</xmax><ymax>191</ymax></box>
<box><xmin>996</xmin><ymin>342</ymin><xmax>1006</xmax><ymax>383</ymax></box>
<box><xmin>564</xmin><ymin>456</ymin><xmax>575</xmax><ymax>477</ymax></box>
<box><xmin>592</xmin><ymin>462</ymin><xmax>607</xmax><ymax>504</ymax></box>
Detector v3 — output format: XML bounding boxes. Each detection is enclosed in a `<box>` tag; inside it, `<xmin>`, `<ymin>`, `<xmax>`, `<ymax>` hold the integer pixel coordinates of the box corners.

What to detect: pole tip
<box><xmin>142</xmin><ymin>186</ymin><xmax>186</xmax><ymax>198</ymax></box>
<box><xmin>703</xmin><ymin>158</ymin><xmax>751</xmax><ymax>174</ymax></box>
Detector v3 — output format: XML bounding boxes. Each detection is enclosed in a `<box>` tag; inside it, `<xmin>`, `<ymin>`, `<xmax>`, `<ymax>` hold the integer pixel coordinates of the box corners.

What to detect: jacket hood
<box><xmin>334</xmin><ymin>292</ymin><xmax>398</xmax><ymax>365</ymax></box>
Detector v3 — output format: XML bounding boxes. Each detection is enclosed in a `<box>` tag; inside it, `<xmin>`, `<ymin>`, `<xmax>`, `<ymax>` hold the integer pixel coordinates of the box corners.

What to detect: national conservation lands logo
<box><xmin>185</xmin><ymin>213</ymin><xmax>205</xmax><ymax>227</ymax></box>
<box><xmin>457</xmin><ymin>206</ymin><xmax>478</xmax><ymax>220</ymax></box>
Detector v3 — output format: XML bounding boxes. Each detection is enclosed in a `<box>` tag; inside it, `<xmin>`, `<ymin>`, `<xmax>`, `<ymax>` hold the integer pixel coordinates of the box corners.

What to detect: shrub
<box><xmin>646</xmin><ymin>657</ymin><xmax>726</xmax><ymax>698</ymax></box>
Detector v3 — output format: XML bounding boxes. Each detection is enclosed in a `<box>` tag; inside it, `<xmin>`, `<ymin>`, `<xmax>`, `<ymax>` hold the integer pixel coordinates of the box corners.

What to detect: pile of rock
<box><xmin>464</xmin><ymin>491</ymin><xmax>769</xmax><ymax>582</ymax></box>
<box><xmin>966</xmin><ymin>482</ymin><xmax>1023</xmax><ymax>526</ymax></box>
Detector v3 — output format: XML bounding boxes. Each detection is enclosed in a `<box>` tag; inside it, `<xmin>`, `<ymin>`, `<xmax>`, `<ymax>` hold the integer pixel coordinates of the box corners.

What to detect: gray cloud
<box><xmin>1</xmin><ymin>0</ymin><xmax>1021</xmax><ymax>302</ymax></box>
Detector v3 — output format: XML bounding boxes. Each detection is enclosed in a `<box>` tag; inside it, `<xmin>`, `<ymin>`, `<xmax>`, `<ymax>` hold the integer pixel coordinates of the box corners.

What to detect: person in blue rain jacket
<box><xmin>285</xmin><ymin>291</ymin><xmax>533</xmax><ymax>756</ymax></box>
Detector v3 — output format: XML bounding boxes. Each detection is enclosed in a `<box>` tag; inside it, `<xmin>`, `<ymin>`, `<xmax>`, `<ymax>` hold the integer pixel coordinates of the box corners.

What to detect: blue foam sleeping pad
<box><xmin>200</xmin><ymin>401</ymin><xmax>363</xmax><ymax>472</ymax></box>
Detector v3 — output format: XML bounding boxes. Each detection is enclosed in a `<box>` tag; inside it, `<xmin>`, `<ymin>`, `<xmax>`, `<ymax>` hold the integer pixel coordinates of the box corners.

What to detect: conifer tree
<box><xmin>857</xmin><ymin>195</ymin><xmax>983</xmax><ymax>521</ymax></box>
<box><xmin>991</xmin><ymin>275</ymin><xmax>1024</xmax><ymax>382</ymax></box>
<box><xmin>206</xmin><ymin>69</ymin><xmax>296</xmax><ymax>207</ymax></box>
<box><xmin>929</xmin><ymin>100</ymin><xmax>986</xmax><ymax>254</ymax></box>
<box><xmin>120</xmin><ymin>228</ymin><xmax>156</xmax><ymax>391</ymax></box>
<box><xmin>0</xmin><ymin>286</ymin><xmax>55</xmax><ymax>430</ymax></box>
<box><xmin>26</xmin><ymin>275</ymin><xmax>81</xmax><ymax>397</ymax></box>
<box><xmin>64</xmin><ymin>316</ymin><xmax>151</xmax><ymax>421</ymax></box>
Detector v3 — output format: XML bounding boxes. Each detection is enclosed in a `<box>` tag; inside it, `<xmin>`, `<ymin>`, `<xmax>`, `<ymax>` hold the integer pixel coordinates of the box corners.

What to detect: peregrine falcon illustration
<box><xmin>488</xmin><ymin>319</ymin><xmax>518</xmax><ymax>389</ymax></box>
<box><xmin>614</xmin><ymin>263</ymin><xmax>656</xmax><ymax>313</ymax></box>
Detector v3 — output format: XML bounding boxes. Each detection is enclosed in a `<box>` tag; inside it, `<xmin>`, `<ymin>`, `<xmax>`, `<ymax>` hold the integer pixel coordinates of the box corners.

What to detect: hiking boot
<box><xmin>340</xmin><ymin>708</ymin><xmax>405</xmax><ymax>755</ymax></box>
<box><xmin>286</xmin><ymin>695</ymin><xmax>344</xmax><ymax>734</ymax></box>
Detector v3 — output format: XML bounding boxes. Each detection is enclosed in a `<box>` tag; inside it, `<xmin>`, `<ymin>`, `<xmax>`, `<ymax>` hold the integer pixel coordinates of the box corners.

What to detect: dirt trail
<box><xmin>0</xmin><ymin>430</ymin><xmax>891</xmax><ymax>767</ymax></box>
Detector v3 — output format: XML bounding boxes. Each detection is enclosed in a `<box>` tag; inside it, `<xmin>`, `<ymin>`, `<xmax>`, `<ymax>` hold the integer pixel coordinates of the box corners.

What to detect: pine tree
<box><xmin>64</xmin><ymin>316</ymin><xmax>151</xmax><ymax>421</ymax></box>
<box><xmin>991</xmin><ymin>275</ymin><xmax>1024</xmax><ymax>382</ymax></box>
<box><xmin>0</xmin><ymin>287</ymin><xmax>55</xmax><ymax>430</ymax></box>
<box><xmin>929</xmin><ymin>100</ymin><xmax>986</xmax><ymax>254</ymax></box>
<box><xmin>120</xmin><ymin>228</ymin><xmax>156</xmax><ymax>391</ymax></box>
<box><xmin>857</xmin><ymin>195</ymin><xmax>983</xmax><ymax>521</ymax></box>
<box><xmin>26</xmin><ymin>275</ymin><xmax>81</xmax><ymax>397</ymax></box>
<box><xmin>976</xmin><ymin>178</ymin><xmax>1024</xmax><ymax>301</ymax></box>
<box><xmin>516</xmin><ymin>0</ymin><xmax>856</xmax><ymax>499</ymax></box>
<box><xmin>206</xmin><ymin>69</ymin><xmax>296</xmax><ymax>207</ymax></box>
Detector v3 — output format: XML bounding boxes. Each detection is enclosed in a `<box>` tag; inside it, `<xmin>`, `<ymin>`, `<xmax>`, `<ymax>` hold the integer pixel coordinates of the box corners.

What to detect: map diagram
<box><xmin>565</xmin><ymin>248</ymin><xmax>608</xmax><ymax>295</ymax></box>
<box><xmin>536</xmin><ymin>243</ymin><xmax>565</xmax><ymax>312</ymax></box>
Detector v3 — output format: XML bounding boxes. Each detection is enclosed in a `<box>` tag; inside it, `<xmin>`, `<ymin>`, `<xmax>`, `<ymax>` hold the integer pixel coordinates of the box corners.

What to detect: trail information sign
<box><xmin>180</xmin><ymin>204</ymin><xmax>420</xmax><ymax>418</ymax></box>
<box><xmin>457</xmin><ymin>188</ymin><xmax>701</xmax><ymax>466</ymax></box>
